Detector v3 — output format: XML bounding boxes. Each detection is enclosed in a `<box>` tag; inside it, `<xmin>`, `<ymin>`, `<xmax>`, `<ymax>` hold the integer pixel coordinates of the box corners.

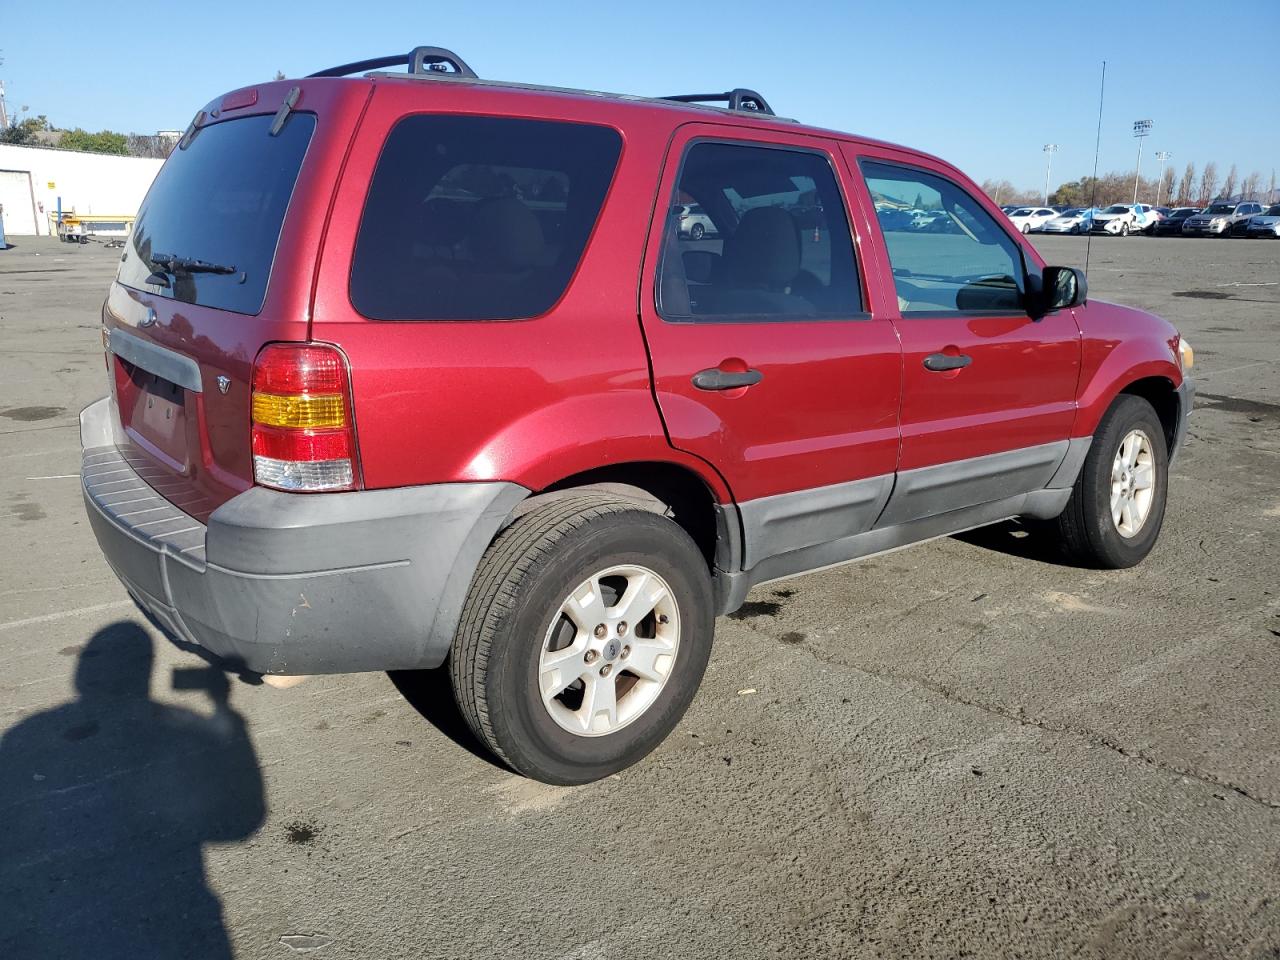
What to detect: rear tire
<box><xmin>1055</xmin><ymin>395</ymin><xmax>1168</xmax><ymax>568</ymax></box>
<box><xmin>449</xmin><ymin>495</ymin><xmax>714</xmax><ymax>785</ymax></box>
<box><xmin>689</xmin><ymin>223</ymin><xmax>705</xmax><ymax>240</ymax></box>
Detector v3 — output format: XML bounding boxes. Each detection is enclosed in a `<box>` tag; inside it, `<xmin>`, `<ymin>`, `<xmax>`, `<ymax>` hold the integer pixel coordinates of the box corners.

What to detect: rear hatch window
<box><xmin>117</xmin><ymin>113</ymin><xmax>316</xmax><ymax>315</ymax></box>
<box><xmin>349</xmin><ymin>115</ymin><xmax>622</xmax><ymax>321</ymax></box>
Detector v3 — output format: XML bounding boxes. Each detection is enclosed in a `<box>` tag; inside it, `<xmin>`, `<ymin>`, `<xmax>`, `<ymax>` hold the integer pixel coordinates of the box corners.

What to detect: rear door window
<box><xmin>118</xmin><ymin>113</ymin><xmax>316</xmax><ymax>315</ymax></box>
<box><xmin>350</xmin><ymin>116</ymin><xmax>622</xmax><ymax>321</ymax></box>
<box><xmin>655</xmin><ymin>140</ymin><xmax>863</xmax><ymax>321</ymax></box>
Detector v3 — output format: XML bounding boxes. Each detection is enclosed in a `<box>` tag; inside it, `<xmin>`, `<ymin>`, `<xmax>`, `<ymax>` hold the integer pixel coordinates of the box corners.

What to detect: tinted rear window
<box><xmin>350</xmin><ymin>115</ymin><xmax>622</xmax><ymax>321</ymax></box>
<box><xmin>118</xmin><ymin>113</ymin><xmax>315</xmax><ymax>315</ymax></box>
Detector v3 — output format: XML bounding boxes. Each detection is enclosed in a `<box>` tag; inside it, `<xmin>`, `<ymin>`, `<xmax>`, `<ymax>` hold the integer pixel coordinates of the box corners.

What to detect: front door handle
<box><xmin>922</xmin><ymin>352</ymin><xmax>972</xmax><ymax>372</ymax></box>
<box><xmin>691</xmin><ymin>367</ymin><xmax>764</xmax><ymax>391</ymax></box>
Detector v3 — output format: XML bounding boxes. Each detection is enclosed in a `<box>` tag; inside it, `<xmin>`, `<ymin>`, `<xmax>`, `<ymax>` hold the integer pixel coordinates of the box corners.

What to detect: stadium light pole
<box><xmin>1132</xmin><ymin>120</ymin><xmax>1153</xmax><ymax>204</ymax></box>
<box><xmin>1154</xmin><ymin>151</ymin><xmax>1171</xmax><ymax>207</ymax></box>
<box><xmin>1042</xmin><ymin>144</ymin><xmax>1059</xmax><ymax>205</ymax></box>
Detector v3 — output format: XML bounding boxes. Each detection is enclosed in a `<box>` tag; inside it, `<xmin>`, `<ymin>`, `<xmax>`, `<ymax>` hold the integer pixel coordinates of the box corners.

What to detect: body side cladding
<box><xmin>713</xmin><ymin>439</ymin><xmax>1089</xmax><ymax>616</ymax></box>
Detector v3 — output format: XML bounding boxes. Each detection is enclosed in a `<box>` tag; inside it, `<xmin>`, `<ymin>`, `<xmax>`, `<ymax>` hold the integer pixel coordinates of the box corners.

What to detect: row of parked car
<box><xmin>1000</xmin><ymin>201</ymin><xmax>1280</xmax><ymax>238</ymax></box>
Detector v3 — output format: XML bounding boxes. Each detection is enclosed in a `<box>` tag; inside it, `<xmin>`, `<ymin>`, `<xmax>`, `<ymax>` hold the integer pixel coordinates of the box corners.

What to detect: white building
<box><xmin>0</xmin><ymin>144</ymin><xmax>164</xmax><ymax>236</ymax></box>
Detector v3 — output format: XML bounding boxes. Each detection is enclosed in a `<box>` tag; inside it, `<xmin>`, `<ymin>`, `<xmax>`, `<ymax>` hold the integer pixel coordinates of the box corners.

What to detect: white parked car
<box><xmin>1006</xmin><ymin>206</ymin><xmax>1058</xmax><ymax>233</ymax></box>
<box><xmin>1039</xmin><ymin>208</ymin><xmax>1093</xmax><ymax>234</ymax></box>
<box><xmin>674</xmin><ymin>203</ymin><xmax>715</xmax><ymax>240</ymax></box>
<box><xmin>1090</xmin><ymin>204</ymin><xmax>1157</xmax><ymax>236</ymax></box>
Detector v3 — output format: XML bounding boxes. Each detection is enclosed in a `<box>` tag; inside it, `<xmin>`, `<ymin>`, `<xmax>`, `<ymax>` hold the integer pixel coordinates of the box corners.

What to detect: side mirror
<box><xmin>1040</xmin><ymin>265</ymin><xmax>1087</xmax><ymax>314</ymax></box>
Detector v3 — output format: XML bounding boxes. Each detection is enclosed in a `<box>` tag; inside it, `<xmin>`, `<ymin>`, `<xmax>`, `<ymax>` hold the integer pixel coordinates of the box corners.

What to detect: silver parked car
<box><xmin>1245</xmin><ymin>204</ymin><xmax>1280</xmax><ymax>238</ymax></box>
<box><xmin>1183</xmin><ymin>201</ymin><xmax>1266</xmax><ymax>237</ymax></box>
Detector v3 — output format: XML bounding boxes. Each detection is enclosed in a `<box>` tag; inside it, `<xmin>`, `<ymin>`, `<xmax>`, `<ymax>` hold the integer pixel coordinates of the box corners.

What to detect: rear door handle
<box><xmin>922</xmin><ymin>352</ymin><xmax>972</xmax><ymax>372</ymax></box>
<box><xmin>691</xmin><ymin>367</ymin><xmax>764</xmax><ymax>391</ymax></box>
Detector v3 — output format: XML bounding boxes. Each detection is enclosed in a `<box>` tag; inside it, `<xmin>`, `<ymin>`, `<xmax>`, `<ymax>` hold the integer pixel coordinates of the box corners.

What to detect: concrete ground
<box><xmin>1</xmin><ymin>233</ymin><xmax>1277</xmax><ymax>960</ymax></box>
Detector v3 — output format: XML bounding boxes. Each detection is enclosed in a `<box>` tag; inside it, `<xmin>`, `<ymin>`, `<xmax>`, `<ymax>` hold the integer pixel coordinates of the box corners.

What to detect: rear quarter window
<box><xmin>350</xmin><ymin>115</ymin><xmax>623</xmax><ymax>321</ymax></box>
<box><xmin>117</xmin><ymin>113</ymin><xmax>315</xmax><ymax>315</ymax></box>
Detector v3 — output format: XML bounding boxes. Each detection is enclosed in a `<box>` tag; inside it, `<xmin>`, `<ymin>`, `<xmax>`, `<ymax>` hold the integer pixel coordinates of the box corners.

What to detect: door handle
<box><xmin>691</xmin><ymin>367</ymin><xmax>764</xmax><ymax>391</ymax></box>
<box><xmin>922</xmin><ymin>352</ymin><xmax>972</xmax><ymax>372</ymax></box>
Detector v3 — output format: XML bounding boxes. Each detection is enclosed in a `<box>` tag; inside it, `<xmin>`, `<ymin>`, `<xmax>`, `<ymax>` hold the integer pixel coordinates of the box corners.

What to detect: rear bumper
<box><xmin>80</xmin><ymin>397</ymin><xmax>527</xmax><ymax>675</ymax></box>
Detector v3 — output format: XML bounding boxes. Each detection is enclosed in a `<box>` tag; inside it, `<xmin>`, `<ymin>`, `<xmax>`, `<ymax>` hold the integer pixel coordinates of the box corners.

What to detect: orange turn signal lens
<box><xmin>250</xmin><ymin>392</ymin><xmax>345</xmax><ymax>429</ymax></box>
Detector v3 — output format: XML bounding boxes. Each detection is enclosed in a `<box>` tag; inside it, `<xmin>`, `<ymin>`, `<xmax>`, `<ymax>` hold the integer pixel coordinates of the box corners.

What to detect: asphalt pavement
<box><xmin>1</xmin><ymin>233</ymin><xmax>1277</xmax><ymax>959</ymax></box>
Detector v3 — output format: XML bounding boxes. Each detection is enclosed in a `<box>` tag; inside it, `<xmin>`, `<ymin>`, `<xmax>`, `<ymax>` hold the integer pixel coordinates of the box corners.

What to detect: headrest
<box><xmin>468</xmin><ymin>197</ymin><xmax>544</xmax><ymax>270</ymax></box>
<box><xmin>725</xmin><ymin>206</ymin><xmax>800</xmax><ymax>289</ymax></box>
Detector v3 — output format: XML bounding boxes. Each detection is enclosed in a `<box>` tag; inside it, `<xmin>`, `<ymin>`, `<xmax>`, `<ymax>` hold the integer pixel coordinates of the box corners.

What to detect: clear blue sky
<box><xmin>3</xmin><ymin>0</ymin><xmax>1276</xmax><ymax>192</ymax></box>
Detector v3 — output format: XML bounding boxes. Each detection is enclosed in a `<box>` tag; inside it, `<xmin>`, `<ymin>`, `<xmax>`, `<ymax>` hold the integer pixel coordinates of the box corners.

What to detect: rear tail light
<box><xmin>250</xmin><ymin>342</ymin><xmax>359</xmax><ymax>492</ymax></box>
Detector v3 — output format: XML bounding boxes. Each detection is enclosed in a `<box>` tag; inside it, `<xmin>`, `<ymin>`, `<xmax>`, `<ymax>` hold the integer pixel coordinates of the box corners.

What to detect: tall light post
<box><xmin>1132</xmin><ymin>119</ymin><xmax>1153</xmax><ymax>204</ymax></box>
<box><xmin>1042</xmin><ymin>143</ymin><xmax>1059</xmax><ymax>205</ymax></box>
<box><xmin>1154</xmin><ymin>151</ymin><xmax>1171</xmax><ymax>206</ymax></box>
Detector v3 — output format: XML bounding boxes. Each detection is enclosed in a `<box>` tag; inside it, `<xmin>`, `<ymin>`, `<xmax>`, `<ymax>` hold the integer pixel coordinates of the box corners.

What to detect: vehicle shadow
<box><xmin>387</xmin><ymin>668</ymin><xmax>508</xmax><ymax>772</ymax></box>
<box><xmin>953</xmin><ymin>519</ymin><xmax>1089</xmax><ymax>567</ymax></box>
<box><xmin>0</xmin><ymin>621</ymin><xmax>265</xmax><ymax>960</ymax></box>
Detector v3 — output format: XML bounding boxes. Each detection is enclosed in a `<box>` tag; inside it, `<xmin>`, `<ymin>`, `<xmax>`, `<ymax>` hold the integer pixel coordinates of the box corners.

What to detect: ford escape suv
<box><xmin>81</xmin><ymin>47</ymin><xmax>1194</xmax><ymax>785</ymax></box>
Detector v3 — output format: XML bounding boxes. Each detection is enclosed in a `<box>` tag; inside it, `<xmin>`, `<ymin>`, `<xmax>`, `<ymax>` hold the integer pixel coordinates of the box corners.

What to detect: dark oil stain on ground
<box><xmin>1172</xmin><ymin>290</ymin><xmax>1232</xmax><ymax>300</ymax></box>
<box><xmin>59</xmin><ymin>645</ymin><xmax>83</xmax><ymax>657</ymax></box>
<box><xmin>12</xmin><ymin>502</ymin><xmax>46</xmax><ymax>522</ymax></box>
<box><xmin>1199</xmin><ymin>392</ymin><xmax>1280</xmax><ymax>417</ymax></box>
<box><xmin>728</xmin><ymin>600</ymin><xmax>783</xmax><ymax>620</ymax></box>
<box><xmin>772</xmin><ymin>588</ymin><xmax>797</xmax><ymax>599</ymax></box>
<box><xmin>1</xmin><ymin>405</ymin><xmax>65</xmax><ymax>421</ymax></box>
<box><xmin>778</xmin><ymin>631</ymin><xmax>806</xmax><ymax>645</ymax></box>
<box><xmin>284</xmin><ymin>819</ymin><xmax>321</xmax><ymax>845</ymax></box>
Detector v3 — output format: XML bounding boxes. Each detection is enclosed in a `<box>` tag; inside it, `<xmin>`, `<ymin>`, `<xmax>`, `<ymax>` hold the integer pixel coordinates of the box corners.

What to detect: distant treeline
<box><xmin>982</xmin><ymin>164</ymin><xmax>1278</xmax><ymax>208</ymax></box>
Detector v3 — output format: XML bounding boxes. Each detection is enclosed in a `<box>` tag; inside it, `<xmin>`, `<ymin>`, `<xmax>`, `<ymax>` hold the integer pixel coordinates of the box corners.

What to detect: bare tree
<box><xmin>1199</xmin><ymin>162</ymin><xmax>1218</xmax><ymax>204</ymax></box>
<box><xmin>1240</xmin><ymin>170</ymin><xmax>1262</xmax><ymax>201</ymax></box>
<box><xmin>1159</xmin><ymin>165</ymin><xmax>1175</xmax><ymax>207</ymax></box>
<box><xmin>1270</xmin><ymin>169</ymin><xmax>1278</xmax><ymax>204</ymax></box>
<box><xmin>273</xmin><ymin>70</ymin><xmax>286</xmax><ymax>81</ymax></box>
<box><xmin>1221</xmin><ymin>164</ymin><xmax>1238</xmax><ymax>200</ymax></box>
<box><xmin>125</xmin><ymin>133</ymin><xmax>174</xmax><ymax>159</ymax></box>
<box><xmin>1179</xmin><ymin>162</ymin><xmax>1196</xmax><ymax>205</ymax></box>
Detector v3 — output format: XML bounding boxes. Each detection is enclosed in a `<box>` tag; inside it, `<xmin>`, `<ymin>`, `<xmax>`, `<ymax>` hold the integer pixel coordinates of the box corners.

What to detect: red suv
<box><xmin>81</xmin><ymin>48</ymin><xmax>1194</xmax><ymax>784</ymax></box>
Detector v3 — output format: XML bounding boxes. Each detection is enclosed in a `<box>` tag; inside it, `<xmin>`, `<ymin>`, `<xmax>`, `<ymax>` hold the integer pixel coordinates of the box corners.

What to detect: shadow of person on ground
<box><xmin>0</xmin><ymin>621</ymin><xmax>265</xmax><ymax>960</ymax></box>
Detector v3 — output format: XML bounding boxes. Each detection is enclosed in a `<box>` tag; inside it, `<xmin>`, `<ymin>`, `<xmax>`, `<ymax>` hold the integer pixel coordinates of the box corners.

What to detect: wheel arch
<box><xmin>1118</xmin><ymin>375</ymin><xmax>1181</xmax><ymax>453</ymax></box>
<box><xmin>515</xmin><ymin>460</ymin><xmax>739</xmax><ymax>575</ymax></box>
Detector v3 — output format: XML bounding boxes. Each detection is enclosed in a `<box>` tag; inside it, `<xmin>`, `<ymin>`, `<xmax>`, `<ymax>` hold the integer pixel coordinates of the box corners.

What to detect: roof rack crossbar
<box><xmin>308</xmin><ymin>45</ymin><xmax>478</xmax><ymax>80</ymax></box>
<box><xmin>660</xmin><ymin>88</ymin><xmax>775</xmax><ymax>116</ymax></box>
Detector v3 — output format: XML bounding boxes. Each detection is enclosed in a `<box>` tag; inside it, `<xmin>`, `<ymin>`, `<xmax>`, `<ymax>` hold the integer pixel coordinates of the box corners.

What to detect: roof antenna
<box><xmin>1084</xmin><ymin>61</ymin><xmax>1106</xmax><ymax>281</ymax></box>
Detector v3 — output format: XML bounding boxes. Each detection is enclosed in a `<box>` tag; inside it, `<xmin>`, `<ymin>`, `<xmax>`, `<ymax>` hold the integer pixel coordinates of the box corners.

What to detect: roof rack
<box><xmin>305</xmin><ymin>47</ymin><xmax>779</xmax><ymax>118</ymax></box>
<box><xmin>660</xmin><ymin>89</ymin><xmax>775</xmax><ymax>116</ymax></box>
<box><xmin>308</xmin><ymin>45</ymin><xmax>478</xmax><ymax>80</ymax></box>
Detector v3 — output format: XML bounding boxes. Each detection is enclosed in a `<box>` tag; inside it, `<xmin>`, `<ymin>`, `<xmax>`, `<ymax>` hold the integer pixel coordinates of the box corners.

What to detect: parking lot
<box><xmin>1</xmin><ymin>233</ymin><xmax>1278</xmax><ymax>959</ymax></box>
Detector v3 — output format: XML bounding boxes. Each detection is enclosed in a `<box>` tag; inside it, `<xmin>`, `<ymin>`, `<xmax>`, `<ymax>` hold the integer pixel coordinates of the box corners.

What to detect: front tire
<box><xmin>1119</xmin><ymin>222</ymin><xmax>1130</xmax><ymax>237</ymax></box>
<box><xmin>1055</xmin><ymin>395</ymin><xmax>1168</xmax><ymax>568</ymax></box>
<box><xmin>449</xmin><ymin>495</ymin><xmax>714</xmax><ymax>785</ymax></box>
<box><xmin>689</xmin><ymin>222</ymin><xmax>705</xmax><ymax>240</ymax></box>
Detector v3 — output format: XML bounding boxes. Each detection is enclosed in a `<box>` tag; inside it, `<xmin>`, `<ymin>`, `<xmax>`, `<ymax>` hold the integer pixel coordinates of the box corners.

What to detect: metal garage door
<box><xmin>0</xmin><ymin>170</ymin><xmax>39</xmax><ymax>236</ymax></box>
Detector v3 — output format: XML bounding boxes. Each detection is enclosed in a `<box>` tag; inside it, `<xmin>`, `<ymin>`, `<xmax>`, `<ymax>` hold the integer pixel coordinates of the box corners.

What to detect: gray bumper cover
<box><xmin>1172</xmin><ymin>378</ymin><xmax>1194</xmax><ymax>463</ymax></box>
<box><xmin>80</xmin><ymin>398</ymin><xmax>527</xmax><ymax>675</ymax></box>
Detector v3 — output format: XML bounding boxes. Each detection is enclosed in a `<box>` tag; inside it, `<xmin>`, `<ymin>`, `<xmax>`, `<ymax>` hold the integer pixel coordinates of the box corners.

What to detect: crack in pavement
<box><xmin>732</xmin><ymin>616</ymin><xmax>1280</xmax><ymax>811</ymax></box>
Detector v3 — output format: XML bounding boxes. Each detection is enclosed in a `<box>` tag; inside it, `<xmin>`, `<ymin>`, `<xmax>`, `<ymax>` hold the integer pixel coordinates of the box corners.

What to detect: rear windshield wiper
<box><xmin>149</xmin><ymin>253</ymin><xmax>238</xmax><ymax>275</ymax></box>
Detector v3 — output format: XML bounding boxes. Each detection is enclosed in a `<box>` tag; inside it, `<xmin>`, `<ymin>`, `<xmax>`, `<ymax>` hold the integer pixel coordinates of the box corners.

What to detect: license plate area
<box><xmin>116</xmin><ymin>356</ymin><xmax>190</xmax><ymax>471</ymax></box>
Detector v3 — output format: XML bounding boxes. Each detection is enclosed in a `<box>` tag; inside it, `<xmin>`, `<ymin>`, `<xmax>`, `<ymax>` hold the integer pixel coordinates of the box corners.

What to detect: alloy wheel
<box><xmin>538</xmin><ymin>564</ymin><xmax>680</xmax><ymax>737</ymax></box>
<box><xmin>1110</xmin><ymin>429</ymin><xmax>1156</xmax><ymax>538</ymax></box>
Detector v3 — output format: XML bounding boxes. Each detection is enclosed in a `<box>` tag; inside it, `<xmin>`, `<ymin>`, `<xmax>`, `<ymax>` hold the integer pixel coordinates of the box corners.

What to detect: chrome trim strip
<box><xmin>108</xmin><ymin>328</ymin><xmax>203</xmax><ymax>393</ymax></box>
